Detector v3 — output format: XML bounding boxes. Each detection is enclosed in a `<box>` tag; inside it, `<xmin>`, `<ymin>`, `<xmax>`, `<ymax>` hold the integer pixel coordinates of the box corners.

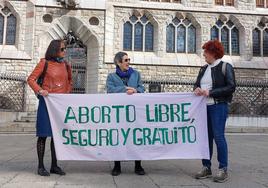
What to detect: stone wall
<box><xmin>101</xmin><ymin>0</ymin><xmax>268</xmax><ymax>93</ymax></box>
<box><xmin>110</xmin><ymin>7</ymin><xmax>268</xmax><ymax>68</ymax></box>
<box><xmin>27</xmin><ymin>6</ymin><xmax>105</xmax><ymax>111</ymax></box>
<box><xmin>110</xmin><ymin>0</ymin><xmax>266</xmax><ymax>12</ymax></box>
<box><xmin>0</xmin><ymin>0</ymin><xmax>32</xmax><ymax>66</ymax></box>
<box><xmin>0</xmin><ymin>1</ymin><xmax>105</xmax><ymax>111</ymax></box>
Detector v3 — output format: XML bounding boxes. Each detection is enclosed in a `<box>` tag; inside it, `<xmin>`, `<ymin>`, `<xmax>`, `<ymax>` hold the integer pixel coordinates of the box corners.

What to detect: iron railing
<box><xmin>143</xmin><ymin>78</ymin><xmax>268</xmax><ymax>117</ymax></box>
<box><xmin>0</xmin><ymin>73</ymin><xmax>26</xmax><ymax>111</ymax></box>
<box><xmin>1</xmin><ymin>72</ymin><xmax>267</xmax><ymax>117</ymax></box>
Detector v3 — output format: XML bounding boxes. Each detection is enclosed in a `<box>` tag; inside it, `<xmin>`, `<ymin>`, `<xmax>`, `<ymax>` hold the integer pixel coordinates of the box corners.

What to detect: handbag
<box><xmin>36</xmin><ymin>60</ymin><xmax>48</xmax><ymax>98</ymax></box>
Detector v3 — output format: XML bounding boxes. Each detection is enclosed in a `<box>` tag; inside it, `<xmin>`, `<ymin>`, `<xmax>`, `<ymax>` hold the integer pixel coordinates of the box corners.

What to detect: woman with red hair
<box><xmin>193</xmin><ymin>40</ymin><xmax>236</xmax><ymax>183</ymax></box>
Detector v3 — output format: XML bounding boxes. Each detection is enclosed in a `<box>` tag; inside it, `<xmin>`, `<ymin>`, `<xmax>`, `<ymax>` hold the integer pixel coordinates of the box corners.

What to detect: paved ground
<box><xmin>0</xmin><ymin>134</ymin><xmax>267</xmax><ymax>188</ymax></box>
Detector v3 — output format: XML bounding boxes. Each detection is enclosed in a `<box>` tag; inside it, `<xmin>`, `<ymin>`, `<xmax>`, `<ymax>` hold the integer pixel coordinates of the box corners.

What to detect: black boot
<box><xmin>38</xmin><ymin>167</ymin><xmax>50</xmax><ymax>176</ymax></box>
<box><xmin>135</xmin><ymin>160</ymin><xmax>145</xmax><ymax>175</ymax></box>
<box><xmin>37</xmin><ymin>137</ymin><xmax>50</xmax><ymax>176</ymax></box>
<box><xmin>111</xmin><ymin>161</ymin><xmax>121</xmax><ymax>176</ymax></box>
<box><xmin>50</xmin><ymin>138</ymin><xmax>66</xmax><ymax>175</ymax></box>
<box><xmin>50</xmin><ymin>166</ymin><xmax>66</xmax><ymax>175</ymax></box>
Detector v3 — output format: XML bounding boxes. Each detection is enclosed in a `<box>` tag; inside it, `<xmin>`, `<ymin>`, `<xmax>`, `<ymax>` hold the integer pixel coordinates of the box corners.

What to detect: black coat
<box><xmin>194</xmin><ymin>61</ymin><xmax>236</xmax><ymax>103</ymax></box>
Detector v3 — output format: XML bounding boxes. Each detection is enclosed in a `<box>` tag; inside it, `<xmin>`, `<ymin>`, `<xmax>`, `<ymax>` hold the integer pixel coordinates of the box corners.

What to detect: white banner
<box><xmin>44</xmin><ymin>93</ymin><xmax>209</xmax><ymax>161</ymax></box>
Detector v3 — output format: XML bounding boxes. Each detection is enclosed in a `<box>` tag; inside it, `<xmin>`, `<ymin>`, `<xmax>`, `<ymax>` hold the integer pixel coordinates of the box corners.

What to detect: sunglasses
<box><xmin>122</xmin><ymin>58</ymin><xmax>130</xmax><ymax>63</ymax></box>
<box><xmin>60</xmin><ymin>47</ymin><xmax>66</xmax><ymax>52</ymax></box>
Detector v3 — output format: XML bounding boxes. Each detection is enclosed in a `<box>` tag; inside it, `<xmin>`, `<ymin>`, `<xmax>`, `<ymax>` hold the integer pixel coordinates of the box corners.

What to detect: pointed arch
<box><xmin>38</xmin><ymin>16</ymin><xmax>101</xmax><ymax>93</ymax></box>
<box><xmin>229</xmin><ymin>15</ymin><xmax>244</xmax><ymax>29</ymax></box>
<box><xmin>175</xmin><ymin>12</ymin><xmax>185</xmax><ymax>20</ymax></box>
<box><xmin>165</xmin><ymin>12</ymin><xmax>200</xmax><ymax>54</ymax></box>
<box><xmin>122</xmin><ymin>10</ymin><xmax>158</xmax><ymax>52</ymax></box>
<box><xmin>210</xmin><ymin>15</ymin><xmax>243</xmax><ymax>55</ymax></box>
<box><xmin>0</xmin><ymin>1</ymin><xmax>20</xmax><ymax>45</ymax></box>
<box><xmin>219</xmin><ymin>14</ymin><xmax>228</xmax><ymax>22</ymax></box>
<box><xmin>260</xmin><ymin>16</ymin><xmax>268</xmax><ymax>25</ymax></box>
<box><xmin>185</xmin><ymin>13</ymin><xmax>201</xmax><ymax>29</ymax></box>
<box><xmin>132</xmin><ymin>9</ymin><xmax>142</xmax><ymax>18</ymax></box>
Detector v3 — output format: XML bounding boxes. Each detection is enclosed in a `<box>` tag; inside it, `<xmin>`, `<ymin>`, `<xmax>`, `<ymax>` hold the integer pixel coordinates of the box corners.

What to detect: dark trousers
<box><xmin>114</xmin><ymin>160</ymin><xmax>141</xmax><ymax>167</ymax></box>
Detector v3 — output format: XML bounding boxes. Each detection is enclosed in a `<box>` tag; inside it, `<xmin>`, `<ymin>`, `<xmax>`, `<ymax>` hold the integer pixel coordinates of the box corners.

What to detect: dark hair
<box><xmin>114</xmin><ymin>51</ymin><xmax>128</xmax><ymax>66</ymax></box>
<box><xmin>202</xmin><ymin>40</ymin><xmax>224</xmax><ymax>59</ymax></box>
<box><xmin>45</xmin><ymin>40</ymin><xmax>64</xmax><ymax>60</ymax></box>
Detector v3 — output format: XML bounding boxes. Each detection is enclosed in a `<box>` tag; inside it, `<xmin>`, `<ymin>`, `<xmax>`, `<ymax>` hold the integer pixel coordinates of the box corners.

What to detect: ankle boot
<box><xmin>38</xmin><ymin>167</ymin><xmax>50</xmax><ymax>176</ymax></box>
<box><xmin>50</xmin><ymin>166</ymin><xmax>66</xmax><ymax>175</ymax></box>
<box><xmin>135</xmin><ymin>161</ymin><xmax>145</xmax><ymax>175</ymax></box>
<box><xmin>111</xmin><ymin>161</ymin><xmax>121</xmax><ymax>176</ymax></box>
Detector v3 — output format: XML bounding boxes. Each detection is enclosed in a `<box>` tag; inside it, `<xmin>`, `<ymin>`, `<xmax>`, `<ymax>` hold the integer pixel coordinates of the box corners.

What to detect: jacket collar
<box><xmin>209</xmin><ymin>59</ymin><xmax>222</xmax><ymax>68</ymax></box>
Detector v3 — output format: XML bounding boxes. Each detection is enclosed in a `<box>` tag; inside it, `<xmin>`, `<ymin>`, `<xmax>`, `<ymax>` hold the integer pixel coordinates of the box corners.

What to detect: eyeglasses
<box><xmin>60</xmin><ymin>47</ymin><xmax>66</xmax><ymax>52</ymax></box>
<box><xmin>122</xmin><ymin>58</ymin><xmax>130</xmax><ymax>63</ymax></box>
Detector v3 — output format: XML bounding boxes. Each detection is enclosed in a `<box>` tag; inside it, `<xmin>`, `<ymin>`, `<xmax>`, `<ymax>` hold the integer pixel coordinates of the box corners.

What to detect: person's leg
<box><xmin>134</xmin><ymin>160</ymin><xmax>145</xmax><ymax>175</ymax></box>
<box><xmin>202</xmin><ymin>105</ymin><xmax>214</xmax><ymax>169</ymax></box>
<box><xmin>210</xmin><ymin>103</ymin><xmax>228</xmax><ymax>170</ymax></box>
<box><xmin>37</xmin><ymin>137</ymin><xmax>50</xmax><ymax>176</ymax></box>
<box><xmin>50</xmin><ymin>138</ymin><xmax>65</xmax><ymax>175</ymax></box>
<box><xmin>111</xmin><ymin>161</ymin><xmax>121</xmax><ymax>176</ymax></box>
<box><xmin>195</xmin><ymin>105</ymin><xmax>213</xmax><ymax>179</ymax></box>
<box><xmin>209</xmin><ymin>103</ymin><xmax>229</xmax><ymax>182</ymax></box>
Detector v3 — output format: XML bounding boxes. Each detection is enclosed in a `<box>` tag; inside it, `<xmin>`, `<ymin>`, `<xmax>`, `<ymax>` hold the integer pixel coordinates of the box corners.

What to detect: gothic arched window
<box><xmin>123</xmin><ymin>22</ymin><xmax>132</xmax><ymax>50</ymax></box>
<box><xmin>123</xmin><ymin>14</ymin><xmax>154</xmax><ymax>52</ymax></box>
<box><xmin>0</xmin><ymin>14</ymin><xmax>4</xmax><ymax>44</ymax></box>
<box><xmin>221</xmin><ymin>26</ymin><xmax>229</xmax><ymax>54</ymax></box>
<box><xmin>253</xmin><ymin>22</ymin><xmax>268</xmax><ymax>57</ymax></box>
<box><xmin>0</xmin><ymin>7</ymin><xmax>17</xmax><ymax>45</ymax></box>
<box><xmin>134</xmin><ymin>22</ymin><xmax>143</xmax><ymax>51</ymax></box>
<box><xmin>253</xmin><ymin>29</ymin><xmax>261</xmax><ymax>56</ymax></box>
<box><xmin>166</xmin><ymin>24</ymin><xmax>175</xmax><ymax>52</ymax></box>
<box><xmin>145</xmin><ymin>22</ymin><xmax>154</xmax><ymax>51</ymax></box>
<box><xmin>263</xmin><ymin>29</ymin><xmax>268</xmax><ymax>56</ymax></box>
<box><xmin>188</xmin><ymin>25</ymin><xmax>196</xmax><ymax>53</ymax></box>
<box><xmin>177</xmin><ymin>25</ymin><xmax>186</xmax><ymax>52</ymax></box>
<box><xmin>210</xmin><ymin>19</ymin><xmax>239</xmax><ymax>55</ymax></box>
<box><xmin>166</xmin><ymin>17</ymin><xmax>196</xmax><ymax>53</ymax></box>
<box><xmin>231</xmin><ymin>27</ymin><xmax>239</xmax><ymax>55</ymax></box>
<box><xmin>211</xmin><ymin>26</ymin><xmax>219</xmax><ymax>41</ymax></box>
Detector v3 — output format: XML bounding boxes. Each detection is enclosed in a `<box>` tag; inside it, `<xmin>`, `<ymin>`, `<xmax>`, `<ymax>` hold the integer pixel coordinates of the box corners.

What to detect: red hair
<box><xmin>202</xmin><ymin>40</ymin><xmax>224</xmax><ymax>59</ymax></box>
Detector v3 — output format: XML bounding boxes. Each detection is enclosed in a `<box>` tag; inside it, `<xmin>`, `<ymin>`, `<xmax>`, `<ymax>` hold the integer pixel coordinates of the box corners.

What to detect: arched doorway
<box><xmin>38</xmin><ymin>16</ymin><xmax>100</xmax><ymax>94</ymax></box>
<box><xmin>64</xmin><ymin>31</ymin><xmax>87</xmax><ymax>93</ymax></box>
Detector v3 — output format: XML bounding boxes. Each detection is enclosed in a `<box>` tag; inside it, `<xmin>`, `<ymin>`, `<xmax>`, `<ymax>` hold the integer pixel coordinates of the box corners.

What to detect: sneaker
<box><xmin>213</xmin><ymin>169</ymin><xmax>228</xmax><ymax>183</ymax></box>
<box><xmin>135</xmin><ymin>166</ymin><xmax>145</xmax><ymax>175</ymax></box>
<box><xmin>195</xmin><ymin>166</ymin><xmax>212</xmax><ymax>179</ymax></box>
<box><xmin>111</xmin><ymin>166</ymin><xmax>121</xmax><ymax>176</ymax></box>
<box><xmin>50</xmin><ymin>166</ymin><xmax>66</xmax><ymax>175</ymax></box>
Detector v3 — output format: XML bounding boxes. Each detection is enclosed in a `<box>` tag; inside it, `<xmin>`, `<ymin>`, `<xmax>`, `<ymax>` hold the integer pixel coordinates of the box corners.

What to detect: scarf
<box><xmin>116</xmin><ymin>66</ymin><xmax>134</xmax><ymax>78</ymax></box>
<box><xmin>51</xmin><ymin>57</ymin><xmax>65</xmax><ymax>63</ymax></box>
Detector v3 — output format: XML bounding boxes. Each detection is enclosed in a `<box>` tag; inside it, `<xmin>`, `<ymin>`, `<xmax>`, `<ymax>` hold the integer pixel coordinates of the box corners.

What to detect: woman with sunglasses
<box><xmin>106</xmin><ymin>51</ymin><xmax>145</xmax><ymax>176</ymax></box>
<box><xmin>27</xmin><ymin>39</ymin><xmax>72</xmax><ymax>176</ymax></box>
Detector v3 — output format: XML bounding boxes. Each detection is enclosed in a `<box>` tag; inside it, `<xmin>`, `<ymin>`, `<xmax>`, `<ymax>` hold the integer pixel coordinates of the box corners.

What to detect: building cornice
<box><xmin>111</xmin><ymin>2</ymin><xmax>268</xmax><ymax>16</ymax></box>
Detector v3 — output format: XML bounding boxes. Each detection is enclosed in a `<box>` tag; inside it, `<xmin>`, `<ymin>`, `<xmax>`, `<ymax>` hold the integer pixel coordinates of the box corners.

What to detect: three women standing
<box><xmin>28</xmin><ymin>39</ymin><xmax>235</xmax><ymax>181</ymax></box>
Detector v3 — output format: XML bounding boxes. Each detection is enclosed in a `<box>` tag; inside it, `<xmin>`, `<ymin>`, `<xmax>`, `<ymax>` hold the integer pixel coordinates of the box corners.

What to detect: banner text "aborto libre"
<box><xmin>64</xmin><ymin>103</ymin><xmax>191</xmax><ymax>124</ymax></box>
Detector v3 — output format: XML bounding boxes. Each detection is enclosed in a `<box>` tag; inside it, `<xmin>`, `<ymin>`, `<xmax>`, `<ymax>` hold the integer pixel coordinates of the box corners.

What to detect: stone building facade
<box><xmin>0</xmin><ymin>0</ymin><xmax>267</xmax><ymax>112</ymax></box>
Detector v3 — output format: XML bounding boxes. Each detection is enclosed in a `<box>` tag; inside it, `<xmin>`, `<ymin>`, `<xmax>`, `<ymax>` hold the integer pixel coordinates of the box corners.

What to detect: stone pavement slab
<box><xmin>0</xmin><ymin>134</ymin><xmax>268</xmax><ymax>188</ymax></box>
